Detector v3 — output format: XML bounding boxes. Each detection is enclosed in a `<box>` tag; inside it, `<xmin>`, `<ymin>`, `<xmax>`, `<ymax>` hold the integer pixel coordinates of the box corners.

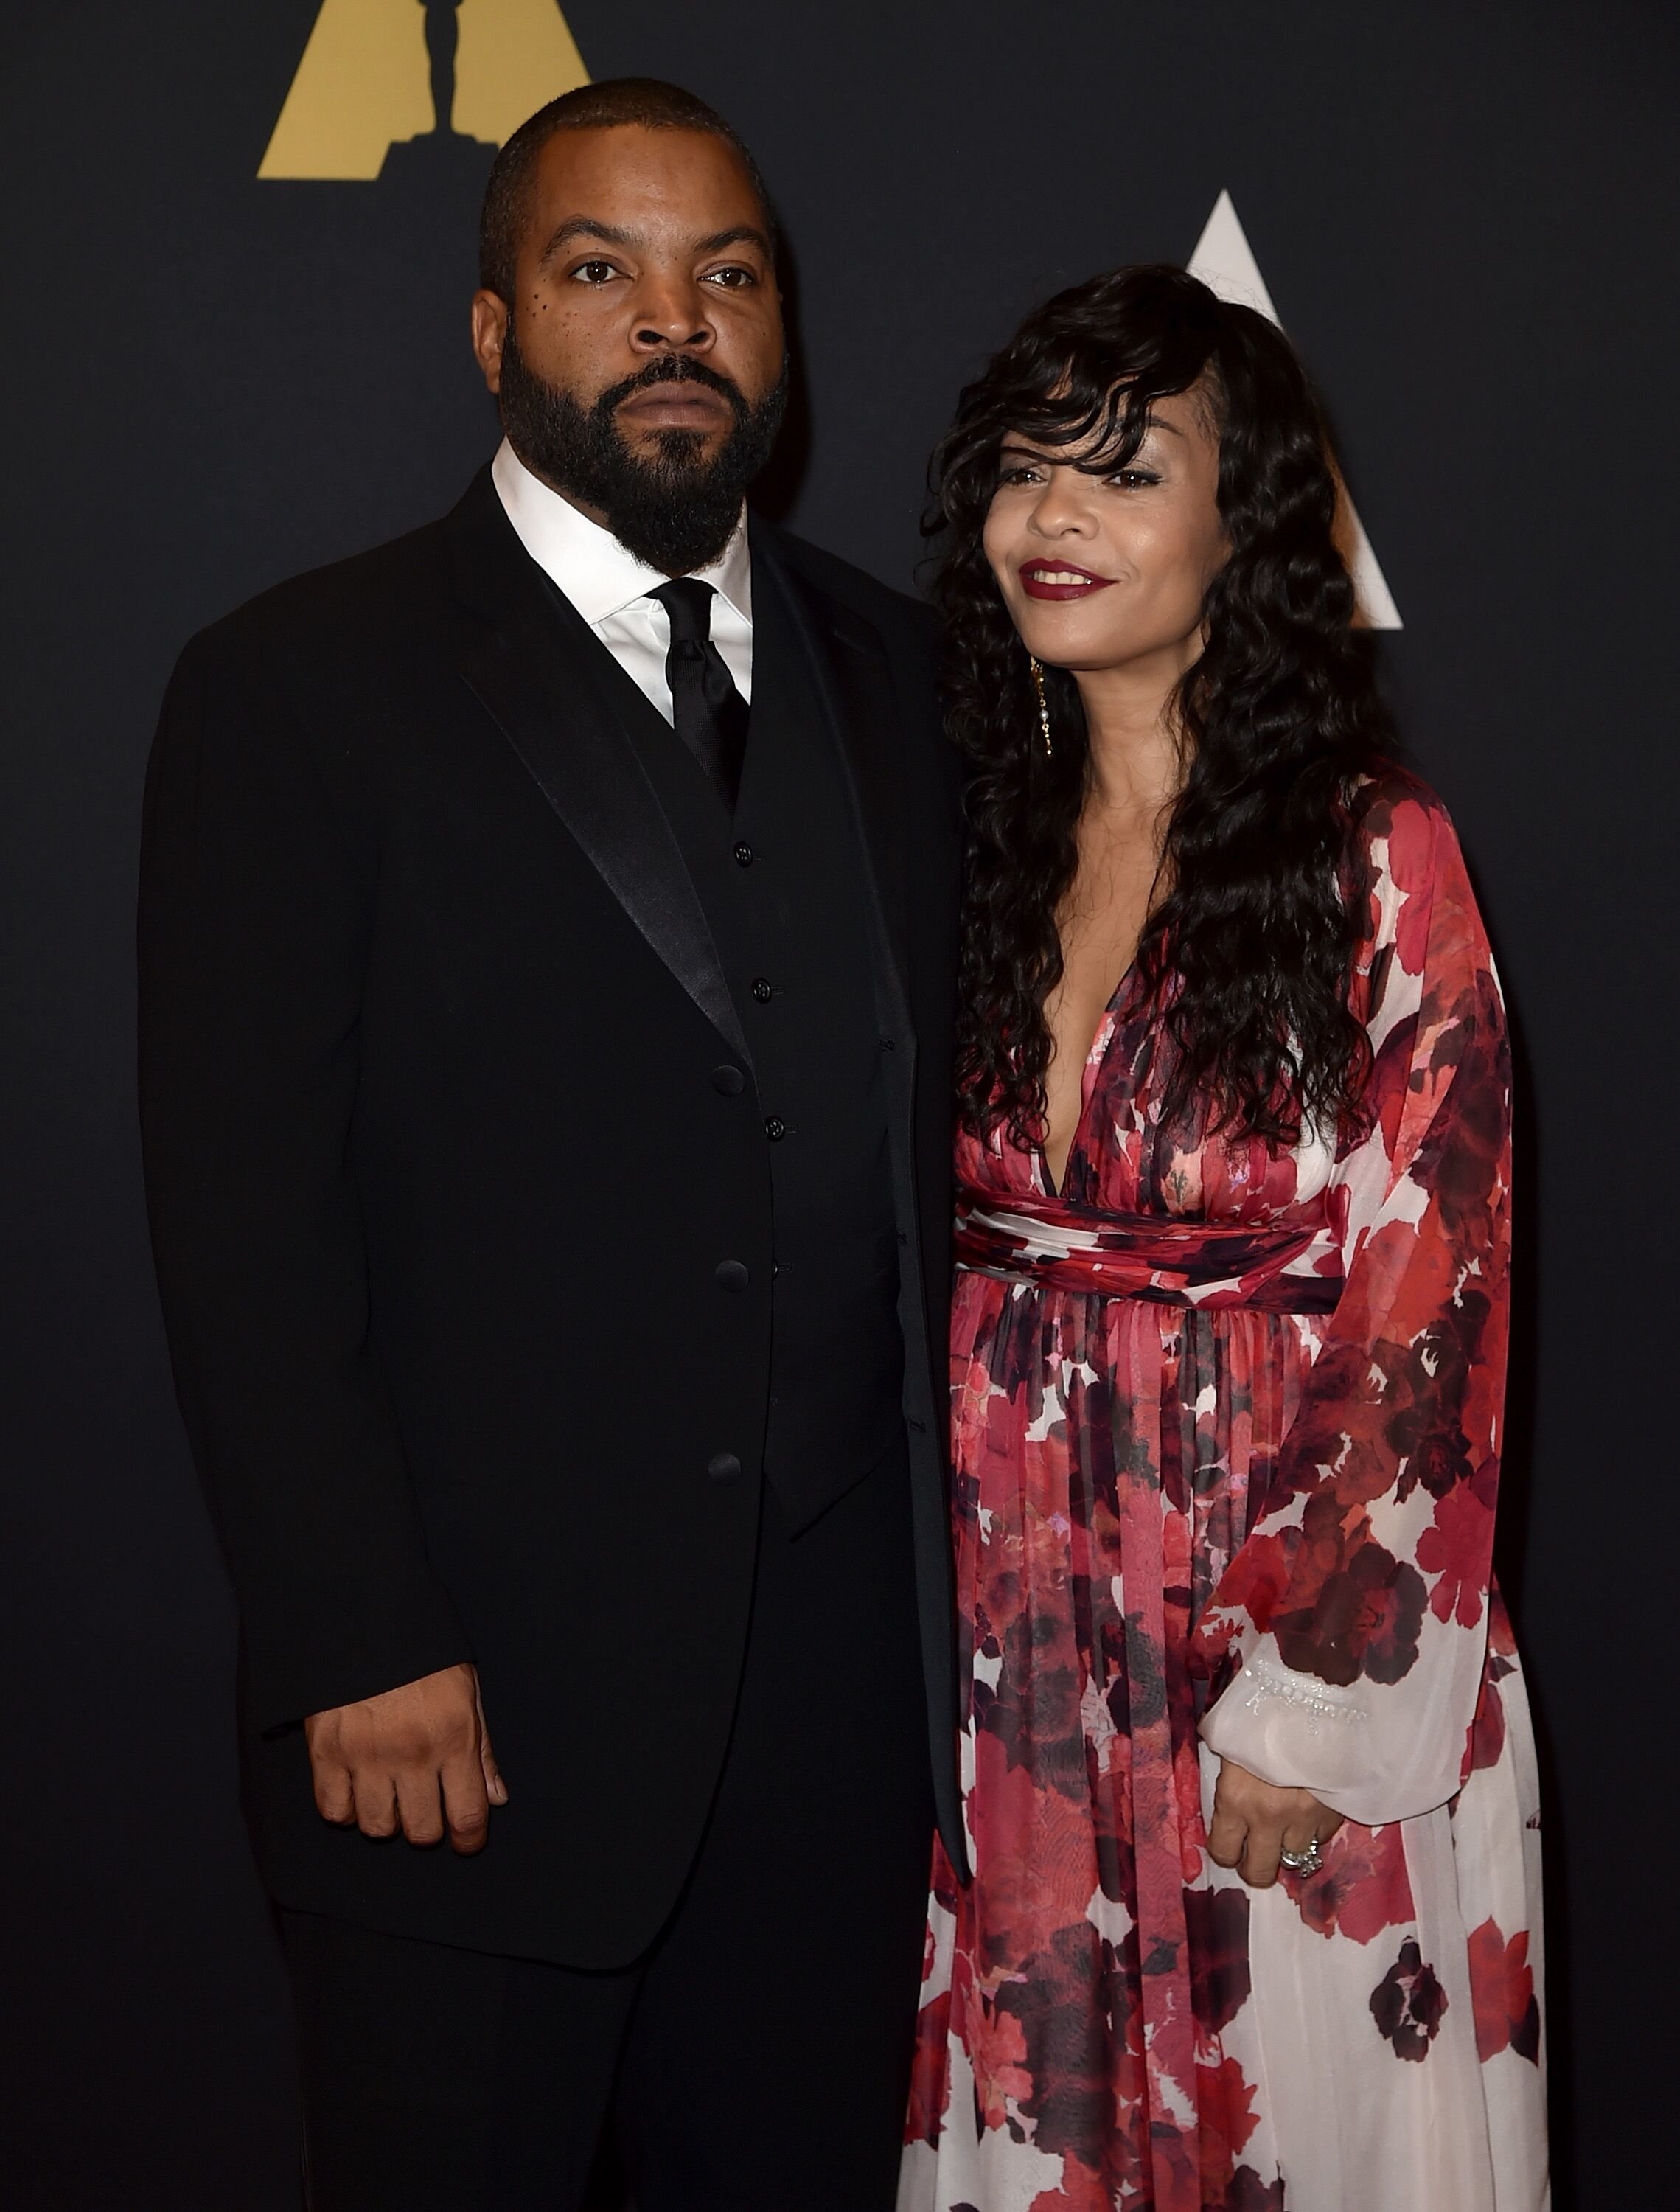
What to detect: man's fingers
<box><xmin>305</xmin><ymin>1669</ymin><xmax>503</xmax><ymax>1848</ymax></box>
<box><xmin>1206</xmin><ymin>1808</ymin><xmax>1248</xmax><ymax>1869</ymax></box>
<box><xmin>480</xmin><ymin>1734</ymin><xmax>509</xmax><ymax>1807</ymax></box>
<box><xmin>441</xmin><ymin>1749</ymin><xmax>492</xmax><ymax>1855</ymax></box>
<box><xmin>352</xmin><ymin>1768</ymin><xmax>400</xmax><ymax>1840</ymax></box>
<box><xmin>310</xmin><ymin>1750</ymin><xmax>356</xmax><ymax>1824</ymax></box>
<box><xmin>393</xmin><ymin>1765</ymin><xmax>447</xmax><ymax>1848</ymax></box>
<box><xmin>474</xmin><ymin>1684</ymin><xmax>509</xmax><ymax>1807</ymax></box>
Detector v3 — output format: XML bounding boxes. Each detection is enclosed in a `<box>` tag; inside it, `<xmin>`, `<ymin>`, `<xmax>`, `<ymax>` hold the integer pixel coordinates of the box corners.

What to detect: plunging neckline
<box><xmin>1037</xmin><ymin>959</ymin><xmax>1137</xmax><ymax>1198</ymax></box>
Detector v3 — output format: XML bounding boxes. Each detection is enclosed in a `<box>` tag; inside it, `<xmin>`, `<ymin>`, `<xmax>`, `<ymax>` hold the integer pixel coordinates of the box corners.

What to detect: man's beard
<box><xmin>498</xmin><ymin>330</ymin><xmax>788</xmax><ymax>575</ymax></box>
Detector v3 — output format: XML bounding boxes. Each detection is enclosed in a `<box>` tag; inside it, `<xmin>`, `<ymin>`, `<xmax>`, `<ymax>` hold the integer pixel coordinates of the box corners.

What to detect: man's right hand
<box><xmin>304</xmin><ymin>1662</ymin><xmax>508</xmax><ymax>1854</ymax></box>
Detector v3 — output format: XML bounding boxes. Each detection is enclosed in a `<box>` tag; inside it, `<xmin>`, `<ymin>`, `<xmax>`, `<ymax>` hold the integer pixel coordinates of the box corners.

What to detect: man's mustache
<box><xmin>595</xmin><ymin>355</ymin><xmax>749</xmax><ymax>422</ymax></box>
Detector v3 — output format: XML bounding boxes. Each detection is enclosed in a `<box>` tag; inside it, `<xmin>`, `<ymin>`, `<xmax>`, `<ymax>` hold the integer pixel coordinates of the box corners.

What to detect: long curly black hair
<box><xmin>933</xmin><ymin>264</ymin><xmax>1395</xmax><ymax>1152</ymax></box>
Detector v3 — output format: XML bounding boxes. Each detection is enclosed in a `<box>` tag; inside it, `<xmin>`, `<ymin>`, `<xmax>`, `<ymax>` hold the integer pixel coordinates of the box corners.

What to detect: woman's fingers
<box><xmin>1278</xmin><ymin>1811</ymin><xmax>1322</xmax><ymax>1861</ymax></box>
<box><xmin>1211</xmin><ymin>1759</ymin><xmax>1345</xmax><ymax>1888</ymax></box>
<box><xmin>1206</xmin><ymin>1805</ymin><xmax>1249</xmax><ymax>1869</ymax></box>
<box><xmin>1240</xmin><ymin>1820</ymin><xmax>1283</xmax><ymax>1888</ymax></box>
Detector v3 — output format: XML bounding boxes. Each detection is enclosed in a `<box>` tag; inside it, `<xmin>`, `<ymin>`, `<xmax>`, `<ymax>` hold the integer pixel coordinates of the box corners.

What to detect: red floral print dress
<box><xmin>901</xmin><ymin>782</ymin><xmax>1547</xmax><ymax>2212</ymax></box>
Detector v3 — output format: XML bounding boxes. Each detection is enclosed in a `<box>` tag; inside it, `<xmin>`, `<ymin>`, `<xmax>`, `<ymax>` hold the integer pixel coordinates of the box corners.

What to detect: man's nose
<box><xmin>629</xmin><ymin>271</ymin><xmax>714</xmax><ymax>355</ymax></box>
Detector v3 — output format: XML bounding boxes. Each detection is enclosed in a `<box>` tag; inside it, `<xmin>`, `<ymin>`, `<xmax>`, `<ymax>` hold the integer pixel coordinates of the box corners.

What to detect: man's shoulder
<box><xmin>180</xmin><ymin>498</ymin><xmax>468</xmax><ymax>684</ymax></box>
<box><xmin>753</xmin><ymin>518</ymin><xmax>938</xmax><ymax>656</ymax></box>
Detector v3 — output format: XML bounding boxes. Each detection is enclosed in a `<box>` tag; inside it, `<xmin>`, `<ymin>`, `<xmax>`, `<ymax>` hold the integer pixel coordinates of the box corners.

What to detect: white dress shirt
<box><xmin>490</xmin><ymin>438</ymin><xmax>753</xmax><ymax>720</ymax></box>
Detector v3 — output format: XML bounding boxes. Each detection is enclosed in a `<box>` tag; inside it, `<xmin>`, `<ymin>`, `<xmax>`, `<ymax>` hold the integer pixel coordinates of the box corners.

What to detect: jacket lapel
<box><xmin>446</xmin><ymin>471</ymin><xmax>750</xmax><ymax>1066</ymax></box>
<box><xmin>752</xmin><ymin>529</ymin><xmax>917</xmax><ymax>1033</ymax></box>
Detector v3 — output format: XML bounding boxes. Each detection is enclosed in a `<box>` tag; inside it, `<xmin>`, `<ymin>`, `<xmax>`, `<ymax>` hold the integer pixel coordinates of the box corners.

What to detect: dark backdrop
<box><xmin>3</xmin><ymin>3</ymin><xmax>1673</xmax><ymax>2205</ymax></box>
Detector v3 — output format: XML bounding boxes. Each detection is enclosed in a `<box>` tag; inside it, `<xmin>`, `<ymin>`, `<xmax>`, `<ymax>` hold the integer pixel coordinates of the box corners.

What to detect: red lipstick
<box><xmin>1018</xmin><ymin>560</ymin><xmax>1115</xmax><ymax>601</ymax></box>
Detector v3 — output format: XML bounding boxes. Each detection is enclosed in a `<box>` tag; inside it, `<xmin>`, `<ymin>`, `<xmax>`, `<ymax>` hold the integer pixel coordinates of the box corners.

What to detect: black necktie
<box><xmin>649</xmin><ymin>579</ymin><xmax>749</xmax><ymax>814</ymax></box>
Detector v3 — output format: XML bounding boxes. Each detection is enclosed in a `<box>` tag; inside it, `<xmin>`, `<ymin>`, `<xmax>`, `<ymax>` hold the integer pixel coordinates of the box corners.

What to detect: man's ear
<box><xmin>470</xmin><ymin>291</ymin><xmax>510</xmax><ymax>396</ymax></box>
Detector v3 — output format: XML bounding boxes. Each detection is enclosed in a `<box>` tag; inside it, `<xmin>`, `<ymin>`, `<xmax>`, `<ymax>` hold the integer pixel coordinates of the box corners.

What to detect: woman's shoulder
<box><xmin>1350</xmin><ymin>764</ymin><xmax>1475</xmax><ymax>897</ymax></box>
<box><xmin>1351</xmin><ymin>762</ymin><xmax>1456</xmax><ymax>844</ymax></box>
<box><xmin>1348</xmin><ymin>765</ymin><xmax>1490</xmax><ymax>985</ymax></box>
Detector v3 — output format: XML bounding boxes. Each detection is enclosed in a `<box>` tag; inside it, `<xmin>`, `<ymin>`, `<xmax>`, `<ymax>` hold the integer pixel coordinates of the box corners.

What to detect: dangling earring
<box><xmin>1030</xmin><ymin>657</ymin><xmax>1054</xmax><ymax>757</ymax></box>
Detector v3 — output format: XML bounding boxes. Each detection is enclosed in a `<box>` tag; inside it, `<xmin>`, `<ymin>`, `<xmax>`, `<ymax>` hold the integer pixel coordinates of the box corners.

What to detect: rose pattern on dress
<box><xmin>1467</xmin><ymin>1918</ymin><xmax>1541</xmax><ymax>2065</ymax></box>
<box><xmin>1370</xmin><ymin>1938</ymin><xmax>1450</xmax><ymax>2061</ymax></box>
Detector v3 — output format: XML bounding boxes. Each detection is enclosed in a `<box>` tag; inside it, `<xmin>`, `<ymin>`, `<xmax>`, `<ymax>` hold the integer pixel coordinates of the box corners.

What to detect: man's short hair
<box><xmin>478</xmin><ymin>78</ymin><xmax>777</xmax><ymax>305</ymax></box>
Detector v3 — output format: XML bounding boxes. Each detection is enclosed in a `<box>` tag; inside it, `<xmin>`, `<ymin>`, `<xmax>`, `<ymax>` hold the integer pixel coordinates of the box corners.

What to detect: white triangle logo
<box><xmin>1188</xmin><ymin>191</ymin><xmax>1401</xmax><ymax>630</ymax></box>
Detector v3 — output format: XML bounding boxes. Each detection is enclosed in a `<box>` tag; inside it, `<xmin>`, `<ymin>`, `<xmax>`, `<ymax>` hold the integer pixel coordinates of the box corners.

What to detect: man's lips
<box><xmin>1019</xmin><ymin>560</ymin><xmax>1115</xmax><ymax>601</ymax></box>
<box><xmin>617</xmin><ymin>387</ymin><xmax>732</xmax><ymax>429</ymax></box>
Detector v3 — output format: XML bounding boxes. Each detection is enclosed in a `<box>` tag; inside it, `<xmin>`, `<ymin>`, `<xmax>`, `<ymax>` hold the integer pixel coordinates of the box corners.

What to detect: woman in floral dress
<box><xmin>901</xmin><ymin>268</ymin><xmax>1547</xmax><ymax>2211</ymax></box>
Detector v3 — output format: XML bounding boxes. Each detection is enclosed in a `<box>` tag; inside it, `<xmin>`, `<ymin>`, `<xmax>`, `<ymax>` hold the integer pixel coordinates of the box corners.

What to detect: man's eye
<box><xmin>704</xmin><ymin>265</ymin><xmax>756</xmax><ymax>289</ymax></box>
<box><xmin>571</xmin><ymin>260</ymin><xmax>618</xmax><ymax>285</ymax></box>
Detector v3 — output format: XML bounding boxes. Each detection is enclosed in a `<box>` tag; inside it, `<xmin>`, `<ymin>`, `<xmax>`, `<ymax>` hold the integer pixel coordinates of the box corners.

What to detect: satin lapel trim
<box><xmin>758</xmin><ymin>551</ymin><xmax>916</xmax><ymax>1025</ymax></box>
<box><xmin>457</xmin><ymin>583</ymin><xmax>751</xmax><ymax>1068</ymax></box>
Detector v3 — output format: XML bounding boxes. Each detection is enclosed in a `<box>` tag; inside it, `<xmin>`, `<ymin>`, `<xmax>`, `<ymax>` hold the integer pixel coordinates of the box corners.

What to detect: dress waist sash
<box><xmin>954</xmin><ymin>1186</ymin><xmax>1342</xmax><ymax>1312</ymax></box>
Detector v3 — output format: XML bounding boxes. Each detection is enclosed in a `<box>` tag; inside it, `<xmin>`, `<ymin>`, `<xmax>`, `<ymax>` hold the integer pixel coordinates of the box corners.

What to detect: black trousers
<box><xmin>277</xmin><ymin>1451</ymin><xmax>935</xmax><ymax>2210</ymax></box>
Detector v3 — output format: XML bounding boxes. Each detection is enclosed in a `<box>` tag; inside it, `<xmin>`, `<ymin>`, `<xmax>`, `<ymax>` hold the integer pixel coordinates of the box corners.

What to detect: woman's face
<box><xmin>982</xmin><ymin>385</ymin><xmax>1227</xmax><ymax>681</ymax></box>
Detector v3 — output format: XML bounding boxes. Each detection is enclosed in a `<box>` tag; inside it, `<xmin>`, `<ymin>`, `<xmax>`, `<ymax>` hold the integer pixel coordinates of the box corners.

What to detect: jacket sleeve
<box><xmin>138</xmin><ymin>625</ymin><xmax>470</xmax><ymax>1731</ymax></box>
<box><xmin>1196</xmin><ymin>790</ymin><xmax>1512</xmax><ymax>1826</ymax></box>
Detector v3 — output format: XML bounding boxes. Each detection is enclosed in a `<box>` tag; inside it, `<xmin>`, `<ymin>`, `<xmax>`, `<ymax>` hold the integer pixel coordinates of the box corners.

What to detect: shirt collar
<box><xmin>490</xmin><ymin>437</ymin><xmax>752</xmax><ymax>629</ymax></box>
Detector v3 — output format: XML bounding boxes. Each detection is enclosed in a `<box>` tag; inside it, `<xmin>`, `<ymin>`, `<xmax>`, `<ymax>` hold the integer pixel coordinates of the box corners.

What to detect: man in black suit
<box><xmin>139</xmin><ymin>79</ymin><xmax>962</xmax><ymax>2212</ymax></box>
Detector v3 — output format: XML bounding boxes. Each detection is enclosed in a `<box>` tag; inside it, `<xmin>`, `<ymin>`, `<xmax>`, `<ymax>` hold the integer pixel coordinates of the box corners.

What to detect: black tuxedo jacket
<box><xmin>139</xmin><ymin>469</ymin><xmax>965</xmax><ymax>1966</ymax></box>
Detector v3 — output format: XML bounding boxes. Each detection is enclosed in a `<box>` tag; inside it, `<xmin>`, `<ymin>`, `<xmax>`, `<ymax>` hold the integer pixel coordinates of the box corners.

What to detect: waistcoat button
<box><xmin>711</xmin><ymin>1064</ymin><xmax>745</xmax><ymax>1096</ymax></box>
<box><xmin>714</xmin><ymin>1259</ymin><xmax>749</xmax><ymax>1293</ymax></box>
<box><xmin>707</xmin><ymin>1451</ymin><xmax>742</xmax><ymax>1483</ymax></box>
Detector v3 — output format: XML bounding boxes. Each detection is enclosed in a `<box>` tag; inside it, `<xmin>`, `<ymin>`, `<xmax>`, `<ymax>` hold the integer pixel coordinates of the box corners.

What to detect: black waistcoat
<box><xmin>588</xmin><ymin>558</ymin><xmax>906</xmax><ymax>1531</ymax></box>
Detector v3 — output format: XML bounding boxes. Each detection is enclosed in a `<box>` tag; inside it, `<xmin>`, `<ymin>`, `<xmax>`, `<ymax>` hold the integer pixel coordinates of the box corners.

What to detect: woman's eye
<box><xmin>571</xmin><ymin>260</ymin><xmax>618</xmax><ymax>285</ymax></box>
<box><xmin>1108</xmin><ymin>469</ymin><xmax>1160</xmax><ymax>490</ymax></box>
<box><xmin>998</xmin><ymin>465</ymin><xmax>1043</xmax><ymax>487</ymax></box>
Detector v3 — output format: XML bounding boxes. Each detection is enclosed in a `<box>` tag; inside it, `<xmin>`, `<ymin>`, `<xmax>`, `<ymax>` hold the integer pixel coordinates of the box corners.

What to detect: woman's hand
<box><xmin>1207</xmin><ymin>1757</ymin><xmax>1343</xmax><ymax>1888</ymax></box>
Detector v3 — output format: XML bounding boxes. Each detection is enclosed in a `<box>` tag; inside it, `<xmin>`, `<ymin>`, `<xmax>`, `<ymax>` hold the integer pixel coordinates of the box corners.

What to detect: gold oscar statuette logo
<box><xmin>259</xmin><ymin>0</ymin><xmax>590</xmax><ymax>180</ymax></box>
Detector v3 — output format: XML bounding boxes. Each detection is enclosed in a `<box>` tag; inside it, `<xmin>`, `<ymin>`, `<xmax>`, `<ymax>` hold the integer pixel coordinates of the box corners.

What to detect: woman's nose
<box><xmin>1028</xmin><ymin>473</ymin><xmax>1095</xmax><ymax>538</ymax></box>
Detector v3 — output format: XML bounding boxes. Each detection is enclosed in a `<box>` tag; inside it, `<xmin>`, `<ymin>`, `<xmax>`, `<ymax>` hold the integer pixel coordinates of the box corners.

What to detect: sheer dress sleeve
<box><xmin>1195</xmin><ymin>785</ymin><xmax>1513</xmax><ymax>1826</ymax></box>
